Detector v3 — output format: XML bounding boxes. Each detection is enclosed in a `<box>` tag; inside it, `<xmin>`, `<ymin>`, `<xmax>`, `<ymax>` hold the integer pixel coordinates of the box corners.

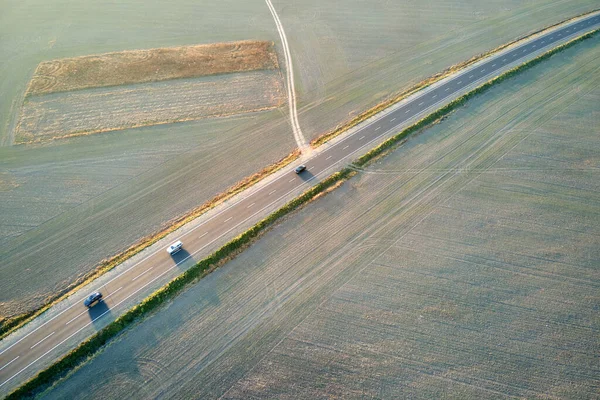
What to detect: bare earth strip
<box><xmin>16</xmin><ymin>70</ymin><xmax>284</xmax><ymax>143</ymax></box>
<box><xmin>42</xmin><ymin>32</ymin><xmax>600</xmax><ymax>399</ymax></box>
<box><xmin>25</xmin><ymin>41</ymin><xmax>279</xmax><ymax>96</ymax></box>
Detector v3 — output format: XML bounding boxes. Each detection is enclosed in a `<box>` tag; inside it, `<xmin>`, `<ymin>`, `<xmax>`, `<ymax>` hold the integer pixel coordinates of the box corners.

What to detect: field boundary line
<box><xmin>309</xmin><ymin>8</ymin><xmax>600</xmax><ymax>149</ymax></box>
<box><xmin>5</xmin><ymin>23</ymin><xmax>600</xmax><ymax>399</ymax></box>
<box><xmin>1</xmin><ymin>9</ymin><xmax>597</xmax><ymax>342</ymax></box>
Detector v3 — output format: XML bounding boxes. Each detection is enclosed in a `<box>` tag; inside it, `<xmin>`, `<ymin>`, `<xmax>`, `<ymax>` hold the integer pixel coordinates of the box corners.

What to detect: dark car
<box><xmin>84</xmin><ymin>292</ymin><xmax>103</xmax><ymax>308</ymax></box>
<box><xmin>295</xmin><ymin>164</ymin><xmax>307</xmax><ymax>174</ymax></box>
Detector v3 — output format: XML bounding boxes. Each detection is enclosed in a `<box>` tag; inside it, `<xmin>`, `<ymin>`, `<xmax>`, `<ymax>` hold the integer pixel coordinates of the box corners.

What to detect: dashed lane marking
<box><xmin>30</xmin><ymin>332</ymin><xmax>55</xmax><ymax>350</ymax></box>
<box><xmin>0</xmin><ymin>357</ymin><xmax>19</xmax><ymax>373</ymax></box>
<box><xmin>268</xmin><ymin>189</ymin><xmax>277</xmax><ymax>195</ymax></box>
<box><xmin>132</xmin><ymin>267</ymin><xmax>153</xmax><ymax>282</ymax></box>
<box><xmin>247</xmin><ymin>203</ymin><xmax>255</xmax><ymax>208</ymax></box>
<box><xmin>224</xmin><ymin>216</ymin><xmax>233</xmax><ymax>223</ymax></box>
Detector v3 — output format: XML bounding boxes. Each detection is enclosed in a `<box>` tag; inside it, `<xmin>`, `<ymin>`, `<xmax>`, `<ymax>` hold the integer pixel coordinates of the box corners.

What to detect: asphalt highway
<box><xmin>1</xmin><ymin>12</ymin><xmax>599</xmax><ymax>393</ymax></box>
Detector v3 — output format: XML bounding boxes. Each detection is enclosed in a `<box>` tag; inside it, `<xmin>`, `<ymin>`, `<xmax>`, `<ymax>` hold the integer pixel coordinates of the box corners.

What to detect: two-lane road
<box><xmin>1</xmin><ymin>12</ymin><xmax>599</xmax><ymax>394</ymax></box>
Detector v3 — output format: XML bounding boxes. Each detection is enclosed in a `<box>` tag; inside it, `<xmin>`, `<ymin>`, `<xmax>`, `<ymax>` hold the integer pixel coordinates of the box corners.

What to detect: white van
<box><xmin>167</xmin><ymin>240</ymin><xmax>183</xmax><ymax>255</ymax></box>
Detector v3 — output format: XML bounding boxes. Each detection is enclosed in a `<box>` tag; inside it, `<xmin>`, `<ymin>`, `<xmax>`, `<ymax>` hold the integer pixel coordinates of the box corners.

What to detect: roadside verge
<box><xmin>6</xmin><ymin>23</ymin><xmax>599</xmax><ymax>400</ymax></box>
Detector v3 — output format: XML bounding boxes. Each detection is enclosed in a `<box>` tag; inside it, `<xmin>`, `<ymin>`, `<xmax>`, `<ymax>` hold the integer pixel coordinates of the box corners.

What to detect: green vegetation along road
<box><xmin>41</xmin><ymin>23</ymin><xmax>600</xmax><ymax>399</ymax></box>
<box><xmin>1</xmin><ymin>11</ymin><xmax>599</xmax><ymax>398</ymax></box>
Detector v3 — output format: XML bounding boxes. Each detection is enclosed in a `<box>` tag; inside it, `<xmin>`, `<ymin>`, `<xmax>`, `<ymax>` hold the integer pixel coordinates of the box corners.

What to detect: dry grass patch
<box><xmin>26</xmin><ymin>40</ymin><xmax>279</xmax><ymax>95</ymax></box>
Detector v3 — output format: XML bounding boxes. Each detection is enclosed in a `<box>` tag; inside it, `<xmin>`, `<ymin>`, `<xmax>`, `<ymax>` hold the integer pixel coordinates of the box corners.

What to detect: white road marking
<box><xmin>288</xmin><ymin>178</ymin><xmax>295</xmax><ymax>182</ymax></box>
<box><xmin>432</xmin><ymin>94</ymin><xmax>437</xmax><ymax>98</ymax></box>
<box><xmin>541</xmin><ymin>41</ymin><xmax>545</xmax><ymax>44</ymax></box>
<box><xmin>224</xmin><ymin>217</ymin><xmax>233</xmax><ymax>223</ymax></box>
<box><xmin>199</xmin><ymin>232</ymin><xmax>208</xmax><ymax>238</ymax></box>
<box><xmin>132</xmin><ymin>267</ymin><xmax>153</xmax><ymax>282</ymax></box>
<box><xmin>502</xmin><ymin>58</ymin><xmax>506</xmax><ymax>62</ymax></box>
<box><xmin>65</xmin><ymin>310</ymin><xmax>88</xmax><ymax>326</ymax></box>
<box><xmin>359</xmin><ymin>136</ymin><xmax>365</xmax><ymax>140</ymax></box>
<box><xmin>390</xmin><ymin>117</ymin><xmax>396</xmax><ymax>122</ymax></box>
<box><xmin>532</xmin><ymin>45</ymin><xmax>536</xmax><ymax>48</ymax></box>
<box><xmin>64</xmin><ymin>287</ymin><xmax>122</xmax><ymax>326</ymax></box>
<box><xmin>457</xmin><ymin>81</ymin><xmax>462</xmax><ymax>84</ymax></box>
<box><xmin>513</xmin><ymin>54</ymin><xmax>517</xmax><ymax>57</ymax></box>
<box><xmin>343</xmin><ymin>145</ymin><xmax>349</xmax><ymax>150</ymax></box>
<box><xmin>492</xmin><ymin>64</ymin><xmax>496</xmax><ymax>67</ymax></box>
<box><xmin>418</xmin><ymin>102</ymin><xmax>424</xmax><ymax>106</ymax></box>
<box><xmin>268</xmin><ymin>189</ymin><xmax>277</xmax><ymax>195</ymax></box>
<box><xmin>375</xmin><ymin>127</ymin><xmax>381</xmax><ymax>131</ymax></box>
<box><xmin>104</xmin><ymin>286</ymin><xmax>123</xmax><ymax>300</ymax></box>
<box><xmin>0</xmin><ymin>357</ymin><xmax>19</xmax><ymax>373</ymax></box>
<box><xmin>445</xmin><ymin>87</ymin><xmax>450</xmax><ymax>91</ymax></box>
<box><xmin>468</xmin><ymin>75</ymin><xmax>473</xmax><ymax>78</ymax></box>
<box><xmin>405</xmin><ymin>109</ymin><xmax>411</xmax><ymax>113</ymax></box>
<box><xmin>481</xmin><ymin>69</ymin><xmax>485</xmax><ymax>72</ymax></box>
<box><xmin>30</xmin><ymin>332</ymin><xmax>55</xmax><ymax>350</ymax></box>
<box><xmin>325</xmin><ymin>155</ymin><xmax>333</xmax><ymax>160</ymax></box>
<box><xmin>247</xmin><ymin>203</ymin><xmax>255</xmax><ymax>208</ymax></box>
<box><xmin>3</xmin><ymin>16</ymin><xmax>596</xmax><ymax>387</ymax></box>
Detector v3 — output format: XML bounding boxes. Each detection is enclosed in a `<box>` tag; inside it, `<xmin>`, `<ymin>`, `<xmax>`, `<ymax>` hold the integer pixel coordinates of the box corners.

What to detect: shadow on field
<box><xmin>88</xmin><ymin>300</ymin><xmax>112</xmax><ymax>329</ymax></box>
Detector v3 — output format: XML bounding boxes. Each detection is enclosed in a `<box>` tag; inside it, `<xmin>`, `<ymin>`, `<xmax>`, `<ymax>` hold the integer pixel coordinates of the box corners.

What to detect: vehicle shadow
<box><xmin>298</xmin><ymin>170</ymin><xmax>316</xmax><ymax>182</ymax></box>
<box><xmin>88</xmin><ymin>300</ymin><xmax>112</xmax><ymax>329</ymax></box>
<box><xmin>171</xmin><ymin>249</ymin><xmax>193</xmax><ymax>266</ymax></box>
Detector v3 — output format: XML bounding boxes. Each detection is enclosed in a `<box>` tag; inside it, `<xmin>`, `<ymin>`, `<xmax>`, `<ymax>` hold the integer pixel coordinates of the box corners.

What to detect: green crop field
<box><xmin>40</xmin><ymin>33</ymin><xmax>600</xmax><ymax>399</ymax></box>
<box><xmin>286</xmin><ymin>0</ymin><xmax>599</xmax><ymax>140</ymax></box>
<box><xmin>0</xmin><ymin>0</ymin><xmax>597</xmax><ymax>321</ymax></box>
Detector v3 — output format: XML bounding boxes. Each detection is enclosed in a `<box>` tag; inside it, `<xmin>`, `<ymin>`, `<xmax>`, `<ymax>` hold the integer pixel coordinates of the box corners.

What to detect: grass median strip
<box><xmin>6</xmin><ymin>25</ymin><xmax>599</xmax><ymax>400</ymax></box>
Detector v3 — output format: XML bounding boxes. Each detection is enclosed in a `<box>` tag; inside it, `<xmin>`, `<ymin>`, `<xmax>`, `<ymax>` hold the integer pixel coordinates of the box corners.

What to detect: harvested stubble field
<box><xmin>0</xmin><ymin>0</ymin><xmax>291</xmax><ymax>319</ymax></box>
<box><xmin>25</xmin><ymin>41</ymin><xmax>279</xmax><ymax>95</ymax></box>
<box><xmin>0</xmin><ymin>110</ymin><xmax>296</xmax><ymax>319</ymax></box>
<box><xmin>42</xmin><ymin>34</ymin><xmax>600</xmax><ymax>399</ymax></box>
<box><xmin>16</xmin><ymin>70</ymin><xmax>284</xmax><ymax>142</ymax></box>
<box><xmin>0</xmin><ymin>0</ymin><xmax>597</xmax><ymax>321</ymax></box>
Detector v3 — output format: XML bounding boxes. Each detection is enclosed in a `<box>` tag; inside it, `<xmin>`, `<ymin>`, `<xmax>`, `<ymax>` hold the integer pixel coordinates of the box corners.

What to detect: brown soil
<box><xmin>26</xmin><ymin>40</ymin><xmax>279</xmax><ymax>95</ymax></box>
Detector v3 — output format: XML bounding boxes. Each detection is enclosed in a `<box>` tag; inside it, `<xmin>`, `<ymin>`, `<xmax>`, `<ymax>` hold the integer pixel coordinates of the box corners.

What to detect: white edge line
<box><xmin>2</xmin><ymin>13</ymin><xmax>598</xmax><ymax>377</ymax></box>
<box><xmin>5</xmin><ymin>15</ymin><xmax>599</xmax><ymax>357</ymax></box>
